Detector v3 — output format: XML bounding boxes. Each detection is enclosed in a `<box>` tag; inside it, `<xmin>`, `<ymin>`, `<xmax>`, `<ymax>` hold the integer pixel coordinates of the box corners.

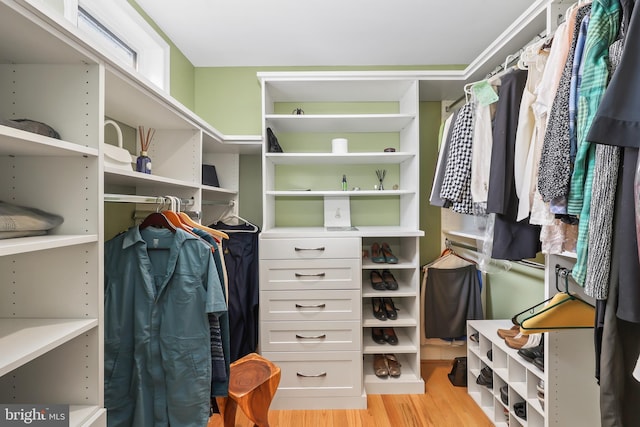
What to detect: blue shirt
<box><xmin>104</xmin><ymin>226</ymin><xmax>226</xmax><ymax>427</ymax></box>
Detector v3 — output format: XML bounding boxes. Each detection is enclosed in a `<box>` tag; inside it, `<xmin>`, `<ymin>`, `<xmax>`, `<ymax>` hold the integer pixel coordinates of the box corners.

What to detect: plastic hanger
<box><xmin>211</xmin><ymin>203</ymin><xmax>259</xmax><ymax>233</ymax></box>
<box><xmin>176</xmin><ymin>202</ymin><xmax>229</xmax><ymax>240</ymax></box>
<box><xmin>515</xmin><ymin>265</ymin><xmax>595</xmax><ymax>334</ymax></box>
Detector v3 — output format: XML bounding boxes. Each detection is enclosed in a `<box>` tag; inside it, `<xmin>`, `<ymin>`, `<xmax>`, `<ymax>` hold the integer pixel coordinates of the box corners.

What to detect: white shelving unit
<box><xmin>467</xmin><ymin>252</ymin><xmax>601</xmax><ymax>427</ymax></box>
<box><xmin>467</xmin><ymin>320</ymin><xmax>545</xmax><ymax>427</ymax></box>
<box><xmin>0</xmin><ymin>1</ymin><xmax>260</xmax><ymax>425</ymax></box>
<box><xmin>258</xmin><ymin>73</ymin><xmax>425</xmax><ymax>409</ymax></box>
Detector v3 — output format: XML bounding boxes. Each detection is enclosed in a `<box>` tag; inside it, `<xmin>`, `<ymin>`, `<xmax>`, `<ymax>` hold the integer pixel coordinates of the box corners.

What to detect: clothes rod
<box><xmin>445</xmin><ymin>238</ymin><xmax>545</xmax><ymax>270</ymax></box>
<box><xmin>201</xmin><ymin>200</ymin><xmax>235</xmax><ymax>206</ymax></box>
<box><xmin>104</xmin><ymin>194</ymin><xmax>194</xmax><ymax>206</ymax></box>
<box><xmin>445</xmin><ymin>94</ymin><xmax>466</xmax><ymax>112</ymax></box>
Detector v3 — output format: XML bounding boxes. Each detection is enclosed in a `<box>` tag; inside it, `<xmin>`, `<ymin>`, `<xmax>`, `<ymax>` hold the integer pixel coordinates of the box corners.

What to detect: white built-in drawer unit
<box><xmin>259</xmin><ymin>236</ymin><xmax>365</xmax><ymax>409</ymax></box>
<box><xmin>260</xmin><ymin>237</ymin><xmax>360</xmax><ymax>260</ymax></box>
<box><xmin>261</xmin><ymin>320</ymin><xmax>361</xmax><ymax>352</ymax></box>
<box><xmin>260</xmin><ymin>259</ymin><xmax>359</xmax><ymax>291</ymax></box>
<box><xmin>261</xmin><ymin>289</ymin><xmax>360</xmax><ymax>321</ymax></box>
<box><xmin>264</xmin><ymin>351</ymin><xmax>363</xmax><ymax>399</ymax></box>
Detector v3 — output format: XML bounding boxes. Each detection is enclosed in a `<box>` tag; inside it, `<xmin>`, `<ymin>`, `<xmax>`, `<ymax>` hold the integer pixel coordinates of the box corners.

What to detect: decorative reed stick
<box><xmin>138</xmin><ymin>126</ymin><xmax>156</xmax><ymax>152</ymax></box>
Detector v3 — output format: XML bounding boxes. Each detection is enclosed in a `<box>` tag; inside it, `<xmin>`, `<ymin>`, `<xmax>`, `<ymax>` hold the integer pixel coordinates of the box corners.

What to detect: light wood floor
<box><xmin>208</xmin><ymin>360</ymin><xmax>493</xmax><ymax>427</ymax></box>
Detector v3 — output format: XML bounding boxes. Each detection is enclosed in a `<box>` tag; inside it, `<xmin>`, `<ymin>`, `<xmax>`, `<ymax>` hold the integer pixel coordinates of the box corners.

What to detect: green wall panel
<box><xmin>418</xmin><ymin>102</ymin><xmax>443</xmax><ymax>267</ymax></box>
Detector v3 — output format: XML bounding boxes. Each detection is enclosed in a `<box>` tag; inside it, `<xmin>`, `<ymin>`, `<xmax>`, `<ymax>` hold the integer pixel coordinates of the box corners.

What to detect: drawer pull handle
<box><xmin>294</xmin><ymin>247</ymin><xmax>326</xmax><ymax>252</ymax></box>
<box><xmin>295</xmin><ymin>303</ymin><xmax>326</xmax><ymax>309</ymax></box>
<box><xmin>295</xmin><ymin>334</ymin><xmax>327</xmax><ymax>339</ymax></box>
<box><xmin>296</xmin><ymin>371</ymin><xmax>327</xmax><ymax>378</ymax></box>
<box><xmin>294</xmin><ymin>272</ymin><xmax>326</xmax><ymax>278</ymax></box>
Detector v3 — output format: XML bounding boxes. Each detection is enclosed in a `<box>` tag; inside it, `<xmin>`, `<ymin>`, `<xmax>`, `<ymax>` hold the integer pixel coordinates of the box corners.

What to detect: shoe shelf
<box><xmin>362</xmin><ymin>327</ymin><xmax>418</xmax><ymax>354</ymax></box>
<box><xmin>467</xmin><ymin>319</ymin><xmax>545</xmax><ymax>427</ymax></box>
<box><xmin>362</xmin><ymin>353</ymin><xmax>423</xmax><ymax>394</ymax></box>
<box><xmin>362</xmin><ymin>299</ymin><xmax>417</xmax><ymax>326</ymax></box>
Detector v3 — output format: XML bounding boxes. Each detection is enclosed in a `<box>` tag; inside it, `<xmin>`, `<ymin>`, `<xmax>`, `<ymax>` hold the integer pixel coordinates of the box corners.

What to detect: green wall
<box><xmin>485</xmin><ymin>263</ymin><xmax>545</xmax><ymax>319</ymax></box>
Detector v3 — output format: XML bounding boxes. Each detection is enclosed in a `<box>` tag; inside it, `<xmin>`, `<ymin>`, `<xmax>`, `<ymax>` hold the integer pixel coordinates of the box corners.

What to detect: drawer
<box><xmin>260</xmin><ymin>237</ymin><xmax>360</xmax><ymax>260</ymax></box>
<box><xmin>260</xmin><ymin>289</ymin><xmax>360</xmax><ymax>321</ymax></box>
<box><xmin>261</xmin><ymin>320</ymin><xmax>361</xmax><ymax>352</ymax></box>
<box><xmin>262</xmin><ymin>351</ymin><xmax>362</xmax><ymax>397</ymax></box>
<box><xmin>260</xmin><ymin>259</ymin><xmax>360</xmax><ymax>291</ymax></box>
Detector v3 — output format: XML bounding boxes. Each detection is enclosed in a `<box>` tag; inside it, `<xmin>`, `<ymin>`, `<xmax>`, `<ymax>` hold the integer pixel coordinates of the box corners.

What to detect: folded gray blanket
<box><xmin>0</xmin><ymin>201</ymin><xmax>64</xmax><ymax>238</ymax></box>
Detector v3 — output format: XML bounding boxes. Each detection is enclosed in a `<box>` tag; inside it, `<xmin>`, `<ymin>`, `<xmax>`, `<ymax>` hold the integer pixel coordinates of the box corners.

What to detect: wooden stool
<box><xmin>215</xmin><ymin>353</ymin><xmax>281</xmax><ymax>427</ymax></box>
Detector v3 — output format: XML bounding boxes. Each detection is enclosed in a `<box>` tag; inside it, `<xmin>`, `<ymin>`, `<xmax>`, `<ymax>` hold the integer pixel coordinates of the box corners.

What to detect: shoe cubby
<box><xmin>468</xmin><ymin>320</ymin><xmax>548</xmax><ymax>427</ymax></box>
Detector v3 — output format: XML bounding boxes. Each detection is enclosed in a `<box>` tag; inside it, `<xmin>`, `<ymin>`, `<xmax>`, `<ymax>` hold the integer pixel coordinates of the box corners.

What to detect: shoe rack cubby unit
<box><xmin>258</xmin><ymin>73</ymin><xmax>424</xmax><ymax>407</ymax></box>
<box><xmin>0</xmin><ymin>1</ymin><xmax>255</xmax><ymax>425</ymax></box>
<box><xmin>467</xmin><ymin>320</ymin><xmax>545</xmax><ymax>427</ymax></box>
<box><xmin>361</xmin><ymin>236</ymin><xmax>423</xmax><ymax>394</ymax></box>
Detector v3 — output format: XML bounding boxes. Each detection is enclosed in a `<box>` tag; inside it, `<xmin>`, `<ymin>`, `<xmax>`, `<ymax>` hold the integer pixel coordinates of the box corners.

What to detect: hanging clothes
<box><xmin>568</xmin><ymin>0</ymin><xmax>621</xmax><ymax>286</ymax></box>
<box><xmin>422</xmin><ymin>251</ymin><xmax>483</xmax><ymax>339</ymax></box>
<box><xmin>439</xmin><ymin>101</ymin><xmax>475</xmax><ymax>214</ymax></box>
<box><xmin>470</xmin><ymin>87</ymin><xmax>498</xmax><ymax>209</ymax></box>
<box><xmin>486</xmin><ymin>68</ymin><xmax>541</xmax><ymax>260</ymax></box>
<box><xmin>430</xmin><ymin>109</ymin><xmax>458</xmax><ymax>207</ymax></box>
<box><xmin>210</xmin><ymin>220</ymin><xmax>260</xmax><ymax>362</ymax></box>
<box><xmin>584</xmin><ymin>2</ymin><xmax>640</xmax><ymax>424</ymax></box>
<box><xmin>537</xmin><ymin>3</ymin><xmax>592</xmax><ymax>209</ymax></box>
<box><xmin>104</xmin><ymin>226</ymin><xmax>226</xmax><ymax>427</ymax></box>
<box><xmin>190</xmin><ymin>228</ymin><xmax>231</xmax><ymax>399</ymax></box>
<box><xmin>514</xmin><ymin>39</ymin><xmax>550</xmax><ymax>222</ymax></box>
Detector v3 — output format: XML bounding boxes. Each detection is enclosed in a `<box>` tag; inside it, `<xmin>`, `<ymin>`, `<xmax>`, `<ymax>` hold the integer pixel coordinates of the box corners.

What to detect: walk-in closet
<box><xmin>1</xmin><ymin>0</ymin><xmax>637</xmax><ymax>426</ymax></box>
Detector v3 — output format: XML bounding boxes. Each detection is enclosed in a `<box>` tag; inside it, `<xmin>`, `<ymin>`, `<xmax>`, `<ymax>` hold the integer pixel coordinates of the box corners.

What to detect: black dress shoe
<box><xmin>518</xmin><ymin>342</ymin><xmax>544</xmax><ymax>363</ymax></box>
<box><xmin>514</xmin><ymin>402</ymin><xmax>526</xmax><ymax>420</ymax></box>
<box><xmin>383</xmin><ymin>327</ymin><xmax>399</xmax><ymax>345</ymax></box>
<box><xmin>372</xmin><ymin>298</ymin><xmax>387</xmax><ymax>321</ymax></box>
<box><xmin>534</xmin><ymin>356</ymin><xmax>545</xmax><ymax>371</ymax></box>
<box><xmin>500</xmin><ymin>385</ymin><xmax>509</xmax><ymax>405</ymax></box>
<box><xmin>381</xmin><ymin>269</ymin><xmax>399</xmax><ymax>290</ymax></box>
<box><xmin>371</xmin><ymin>328</ymin><xmax>386</xmax><ymax>344</ymax></box>
<box><xmin>382</xmin><ymin>297</ymin><xmax>398</xmax><ymax>320</ymax></box>
<box><xmin>476</xmin><ymin>366</ymin><xmax>493</xmax><ymax>389</ymax></box>
<box><xmin>370</xmin><ymin>270</ymin><xmax>386</xmax><ymax>291</ymax></box>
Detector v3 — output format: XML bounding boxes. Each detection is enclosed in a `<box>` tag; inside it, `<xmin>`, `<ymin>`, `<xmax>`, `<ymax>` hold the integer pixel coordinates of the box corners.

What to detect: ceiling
<box><xmin>135</xmin><ymin>0</ymin><xmax>536</xmax><ymax>68</ymax></box>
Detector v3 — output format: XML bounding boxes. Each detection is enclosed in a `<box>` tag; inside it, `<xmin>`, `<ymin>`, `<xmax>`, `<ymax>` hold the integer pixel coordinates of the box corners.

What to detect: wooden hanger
<box><xmin>160</xmin><ymin>196</ymin><xmax>198</xmax><ymax>236</ymax></box>
<box><xmin>139</xmin><ymin>197</ymin><xmax>177</xmax><ymax>232</ymax></box>
<box><xmin>177</xmin><ymin>209</ymin><xmax>229</xmax><ymax>241</ymax></box>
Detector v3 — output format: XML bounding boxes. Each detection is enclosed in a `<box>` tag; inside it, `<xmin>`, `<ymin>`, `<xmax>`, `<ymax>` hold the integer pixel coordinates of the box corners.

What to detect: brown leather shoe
<box><xmin>497</xmin><ymin>325</ymin><xmax>520</xmax><ymax>339</ymax></box>
<box><xmin>373</xmin><ymin>354</ymin><xmax>388</xmax><ymax>378</ymax></box>
<box><xmin>385</xmin><ymin>354</ymin><xmax>401</xmax><ymax>377</ymax></box>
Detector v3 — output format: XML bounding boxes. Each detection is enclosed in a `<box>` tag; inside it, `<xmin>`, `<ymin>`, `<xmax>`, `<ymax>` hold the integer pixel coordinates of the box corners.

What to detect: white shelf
<box><xmin>266</xmin><ymin>152</ymin><xmax>414</xmax><ymax>165</ymax></box>
<box><xmin>363</xmin><ymin>353</ymin><xmax>424</xmax><ymax>395</ymax></box>
<box><xmin>0</xmin><ymin>318</ymin><xmax>98</xmax><ymax>377</ymax></box>
<box><xmin>0</xmin><ymin>125</ymin><xmax>98</xmax><ymax>157</ymax></box>
<box><xmin>104</xmin><ymin>167</ymin><xmax>200</xmax><ymax>189</ymax></box>
<box><xmin>69</xmin><ymin>406</ymin><xmax>105</xmax><ymax>427</ymax></box>
<box><xmin>261</xmin><ymin>226</ymin><xmax>424</xmax><ymax>238</ymax></box>
<box><xmin>267</xmin><ymin>189</ymin><xmax>413</xmax><ymax>197</ymax></box>
<box><xmin>362</xmin><ymin>327</ymin><xmax>417</xmax><ymax>354</ymax></box>
<box><xmin>257</xmin><ymin>76</ymin><xmax>418</xmax><ymax>102</ymax></box>
<box><xmin>0</xmin><ymin>235</ymin><xmax>98</xmax><ymax>257</ymax></box>
<box><xmin>265</xmin><ymin>114</ymin><xmax>415</xmax><ymax>133</ymax></box>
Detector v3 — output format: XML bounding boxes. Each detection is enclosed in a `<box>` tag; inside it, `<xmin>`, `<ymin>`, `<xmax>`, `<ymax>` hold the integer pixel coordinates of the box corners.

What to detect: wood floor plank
<box><xmin>208</xmin><ymin>360</ymin><xmax>492</xmax><ymax>427</ymax></box>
